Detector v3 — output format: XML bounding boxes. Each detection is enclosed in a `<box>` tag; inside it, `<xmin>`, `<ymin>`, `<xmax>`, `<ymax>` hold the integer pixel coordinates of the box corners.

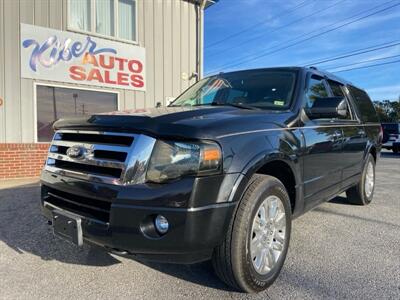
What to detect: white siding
<box><xmin>0</xmin><ymin>0</ymin><xmax>201</xmax><ymax>143</ymax></box>
<box><xmin>0</xmin><ymin>0</ymin><xmax>5</xmax><ymax>142</ymax></box>
<box><xmin>4</xmin><ymin>0</ymin><xmax>21</xmax><ymax>142</ymax></box>
<box><xmin>20</xmin><ymin>0</ymin><xmax>35</xmax><ymax>142</ymax></box>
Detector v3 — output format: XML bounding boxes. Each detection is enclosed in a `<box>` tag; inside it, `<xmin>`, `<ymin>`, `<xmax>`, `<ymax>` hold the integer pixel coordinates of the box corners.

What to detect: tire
<box><xmin>212</xmin><ymin>174</ymin><xmax>292</xmax><ymax>293</ymax></box>
<box><xmin>393</xmin><ymin>146</ymin><xmax>399</xmax><ymax>154</ymax></box>
<box><xmin>346</xmin><ymin>153</ymin><xmax>375</xmax><ymax>205</ymax></box>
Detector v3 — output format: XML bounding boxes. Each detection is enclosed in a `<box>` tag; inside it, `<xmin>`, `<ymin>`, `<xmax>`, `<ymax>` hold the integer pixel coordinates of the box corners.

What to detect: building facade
<box><xmin>0</xmin><ymin>0</ymin><xmax>214</xmax><ymax>179</ymax></box>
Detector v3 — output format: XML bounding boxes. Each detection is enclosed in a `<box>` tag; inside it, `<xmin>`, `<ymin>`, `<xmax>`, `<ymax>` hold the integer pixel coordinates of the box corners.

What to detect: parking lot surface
<box><xmin>0</xmin><ymin>151</ymin><xmax>399</xmax><ymax>300</ymax></box>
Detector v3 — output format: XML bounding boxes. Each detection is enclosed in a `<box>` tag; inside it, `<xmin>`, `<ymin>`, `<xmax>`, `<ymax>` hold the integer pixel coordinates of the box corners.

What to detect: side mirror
<box><xmin>305</xmin><ymin>96</ymin><xmax>348</xmax><ymax>119</ymax></box>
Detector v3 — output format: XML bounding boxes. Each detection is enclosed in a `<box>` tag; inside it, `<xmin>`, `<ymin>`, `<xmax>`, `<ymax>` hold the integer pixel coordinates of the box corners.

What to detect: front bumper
<box><xmin>40</xmin><ymin>170</ymin><xmax>242</xmax><ymax>263</ymax></box>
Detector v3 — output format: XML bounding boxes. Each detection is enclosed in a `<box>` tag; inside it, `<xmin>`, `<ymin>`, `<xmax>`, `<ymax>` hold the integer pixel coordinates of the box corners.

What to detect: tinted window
<box><xmin>348</xmin><ymin>86</ymin><xmax>379</xmax><ymax>122</ymax></box>
<box><xmin>305</xmin><ymin>76</ymin><xmax>328</xmax><ymax>109</ymax></box>
<box><xmin>37</xmin><ymin>86</ymin><xmax>118</xmax><ymax>142</ymax></box>
<box><xmin>327</xmin><ymin>80</ymin><xmax>353</xmax><ymax>120</ymax></box>
<box><xmin>171</xmin><ymin>70</ymin><xmax>297</xmax><ymax>110</ymax></box>
<box><xmin>328</xmin><ymin>80</ymin><xmax>345</xmax><ymax>97</ymax></box>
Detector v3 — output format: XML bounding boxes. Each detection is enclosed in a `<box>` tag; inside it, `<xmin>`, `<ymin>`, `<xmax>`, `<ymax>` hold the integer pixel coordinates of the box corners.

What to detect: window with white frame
<box><xmin>68</xmin><ymin>0</ymin><xmax>137</xmax><ymax>42</ymax></box>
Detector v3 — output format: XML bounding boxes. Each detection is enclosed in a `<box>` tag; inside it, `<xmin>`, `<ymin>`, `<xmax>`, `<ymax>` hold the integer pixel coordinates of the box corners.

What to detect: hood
<box><xmin>54</xmin><ymin>106</ymin><xmax>295</xmax><ymax>140</ymax></box>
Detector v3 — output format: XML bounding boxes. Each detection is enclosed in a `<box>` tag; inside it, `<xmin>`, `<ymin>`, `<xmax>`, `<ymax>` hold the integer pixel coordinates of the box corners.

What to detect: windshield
<box><xmin>170</xmin><ymin>70</ymin><xmax>297</xmax><ymax>110</ymax></box>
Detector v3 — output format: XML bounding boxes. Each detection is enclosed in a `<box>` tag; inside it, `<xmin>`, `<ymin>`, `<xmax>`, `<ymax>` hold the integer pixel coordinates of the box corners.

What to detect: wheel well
<box><xmin>256</xmin><ymin>160</ymin><xmax>296</xmax><ymax>212</ymax></box>
<box><xmin>369</xmin><ymin>146</ymin><xmax>377</xmax><ymax>162</ymax></box>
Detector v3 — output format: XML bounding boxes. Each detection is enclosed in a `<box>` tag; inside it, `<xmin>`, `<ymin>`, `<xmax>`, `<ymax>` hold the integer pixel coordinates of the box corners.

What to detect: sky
<box><xmin>204</xmin><ymin>0</ymin><xmax>400</xmax><ymax>101</ymax></box>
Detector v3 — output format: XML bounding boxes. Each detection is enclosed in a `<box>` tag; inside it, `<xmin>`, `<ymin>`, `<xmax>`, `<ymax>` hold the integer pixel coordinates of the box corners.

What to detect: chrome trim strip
<box><xmin>51</xmin><ymin>140</ymin><xmax>130</xmax><ymax>152</ymax></box>
<box><xmin>227</xmin><ymin>174</ymin><xmax>245</xmax><ymax>202</ymax></box>
<box><xmin>122</xmin><ymin>135</ymin><xmax>157</xmax><ymax>184</ymax></box>
<box><xmin>217</xmin><ymin>123</ymin><xmax>381</xmax><ymax>139</ymax></box>
<box><xmin>44</xmin><ymin>165</ymin><xmax>121</xmax><ymax>184</ymax></box>
<box><xmin>57</xmin><ymin>129</ymin><xmax>136</xmax><ymax>137</ymax></box>
<box><xmin>48</xmin><ymin>152</ymin><xmax>125</xmax><ymax>169</ymax></box>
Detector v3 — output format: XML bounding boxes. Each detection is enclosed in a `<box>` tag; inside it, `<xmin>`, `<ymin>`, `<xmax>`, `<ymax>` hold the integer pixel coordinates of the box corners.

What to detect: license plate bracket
<box><xmin>52</xmin><ymin>210</ymin><xmax>83</xmax><ymax>246</ymax></box>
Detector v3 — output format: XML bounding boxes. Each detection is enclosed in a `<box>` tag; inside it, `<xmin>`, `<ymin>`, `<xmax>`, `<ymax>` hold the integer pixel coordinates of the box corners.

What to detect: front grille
<box><xmin>44</xmin><ymin>130</ymin><xmax>156</xmax><ymax>188</ymax></box>
<box><xmin>43</xmin><ymin>130</ymin><xmax>156</xmax><ymax>223</ymax></box>
<box><xmin>44</xmin><ymin>187</ymin><xmax>111</xmax><ymax>223</ymax></box>
<box><xmin>58</xmin><ymin>132</ymin><xmax>134</xmax><ymax>146</ymax></box>
<box><xmin>45</xmin><ymin>130</ymin><xmax>137</xmax><ymax>183</ymax></box>
<box><xmin>54</xmin><ymin>160</ymin><xmax>123</xmax><ymax>178</ymax></box>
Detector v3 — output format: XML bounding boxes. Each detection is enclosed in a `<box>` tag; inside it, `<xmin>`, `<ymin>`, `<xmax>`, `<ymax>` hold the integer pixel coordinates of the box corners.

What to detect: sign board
<box><xmin>20</xmin><ymin>23</ymin><xmax>146</xmax><ymax>91</ymax></box>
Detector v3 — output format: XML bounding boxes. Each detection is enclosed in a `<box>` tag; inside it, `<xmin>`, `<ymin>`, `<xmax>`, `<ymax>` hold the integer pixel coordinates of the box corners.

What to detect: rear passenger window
<box><xmin>305</xmin><ymin>76</ymin><xmax>328</xmax><ymax>109</ymax></box>
<box><xmin>348</xmin><ymin>86</ymin><xmax>379</xmax><ymax>122</ymax></box>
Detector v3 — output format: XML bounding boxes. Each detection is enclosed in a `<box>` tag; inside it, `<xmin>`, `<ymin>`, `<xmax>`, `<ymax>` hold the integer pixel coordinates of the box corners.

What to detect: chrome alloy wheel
<box><xmin>250</xmin><ymin>195</ymin><xmax>286</xmax><ymax>275</ymax></box>
<box><xmin>364</xmin><ymin>161</ymin><xmax>374</xmax><ymax>198</ymax></box>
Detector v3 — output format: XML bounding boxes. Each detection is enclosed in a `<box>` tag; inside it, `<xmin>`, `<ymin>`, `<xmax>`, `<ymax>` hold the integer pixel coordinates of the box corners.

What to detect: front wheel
<box><xmin>346</xmin><ymin>153</ymin><xmax>375</xmax><ymax>205</ymax></box>
<box><xmin>212</xmin><ymin>175</ymin><xmax>291</xmax><ymax>293</ymax></box>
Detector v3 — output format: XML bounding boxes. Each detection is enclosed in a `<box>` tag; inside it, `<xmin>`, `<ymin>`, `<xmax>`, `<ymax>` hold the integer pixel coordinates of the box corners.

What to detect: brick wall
<box><xmin>0</xmin><ymin>144</ymin><xmax>50</xmax><ymax>179</ymax></box>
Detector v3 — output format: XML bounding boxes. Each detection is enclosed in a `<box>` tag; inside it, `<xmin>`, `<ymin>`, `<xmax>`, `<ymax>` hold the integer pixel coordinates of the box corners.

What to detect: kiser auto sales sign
<box><xmin>20</xmin><ymin>23</ymin><xmax>145</xmax><ymax>91</ymax></box>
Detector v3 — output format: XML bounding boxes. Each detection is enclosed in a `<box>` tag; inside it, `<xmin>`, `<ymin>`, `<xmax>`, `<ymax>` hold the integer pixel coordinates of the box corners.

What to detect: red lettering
<box><xmin>82</xmin><ymin>53</ymin><xmax>99</xmax><ymax>66</ymax></box>
<box><xmin>104</xmin><ymin>70</ymin><xmax>117</xmax><ymax>84</ymax></box>
<box><xmin>130</xmin><ymin>74</ymin><xmax>144</xmax><ymax>88</ymax></box>
<box><xmin>99</xmin><ymin>55</ymin><xmax>115</xmax><ymax>69</ymax></box>
<box><xmin>117</xmin><ymin>72</ymin><xmax>129</xmax><ymax>86</ymax></box>
<box><xmin>128</xmin><ymin>60</ymin><xmax>143</xmax><ymax>73</ymax></box>
<box><xmin>69</xmin><ymin>66</ymin><xmax>86</xmax><ymax>81</ymax></box>
<box><xmin>87</xmin><ymin>68</ymin><xmax>104</xmax><ymax>82</ymax></box>
<box><xmin>114</xmin><ymin>57</ymin><xmax>127</xmax><ymax>71</ymax></box>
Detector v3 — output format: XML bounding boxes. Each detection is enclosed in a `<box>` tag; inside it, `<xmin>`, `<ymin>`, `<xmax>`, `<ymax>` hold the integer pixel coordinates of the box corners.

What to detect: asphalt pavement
<box><xmin>0</xmin><ymin>151</ymin><xmax>399</xmax><ymax>299</ymax></box>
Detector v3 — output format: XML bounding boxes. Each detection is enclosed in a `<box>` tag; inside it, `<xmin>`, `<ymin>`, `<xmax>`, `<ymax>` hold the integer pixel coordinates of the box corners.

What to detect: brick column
<box><xmin>0</xmin><ymin>143</ymin><xmax>50</xmax><ymax>179</ymax></box>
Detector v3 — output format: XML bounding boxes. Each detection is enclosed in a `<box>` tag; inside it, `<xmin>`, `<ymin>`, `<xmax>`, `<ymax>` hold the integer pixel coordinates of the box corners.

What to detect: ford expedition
<box><xmin>40</xmin><ymin>67</ymin><xmax>382</xmax><ymax>293</ymax></box>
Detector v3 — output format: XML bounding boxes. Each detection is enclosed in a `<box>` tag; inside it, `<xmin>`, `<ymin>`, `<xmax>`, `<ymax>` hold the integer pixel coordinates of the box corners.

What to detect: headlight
<box><xmin>146</xmin><ymin>140</ymin><xmax>222</xmax><ymax>183</ymax></box>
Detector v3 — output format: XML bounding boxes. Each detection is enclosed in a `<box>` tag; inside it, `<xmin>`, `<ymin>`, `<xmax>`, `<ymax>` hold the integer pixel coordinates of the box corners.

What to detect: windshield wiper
<box><xmin>211</xmin><ymin>102</ymin><xmax>259</xmax><ymax>110</ymax></box>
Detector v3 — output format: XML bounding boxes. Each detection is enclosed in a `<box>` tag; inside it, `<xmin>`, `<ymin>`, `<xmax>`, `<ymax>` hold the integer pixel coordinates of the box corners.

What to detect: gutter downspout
<box><xmin>195</xmin><ymin>0</ymin><xmax>207</xmax><ymax>81</ymax></box>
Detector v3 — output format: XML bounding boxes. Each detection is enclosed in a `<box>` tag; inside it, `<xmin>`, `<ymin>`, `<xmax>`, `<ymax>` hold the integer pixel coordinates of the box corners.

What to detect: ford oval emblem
<box><xmin>66</xmin><ymin>145</ymin><xmax>85</xmax><ymax>159</ymax></box>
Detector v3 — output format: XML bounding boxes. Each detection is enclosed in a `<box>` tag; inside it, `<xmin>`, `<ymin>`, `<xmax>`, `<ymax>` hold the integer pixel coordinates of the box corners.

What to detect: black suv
<box><xmin>40</xmin><ymin>67</ymin><xmax>382</xmax><ymax>293</ymax></box>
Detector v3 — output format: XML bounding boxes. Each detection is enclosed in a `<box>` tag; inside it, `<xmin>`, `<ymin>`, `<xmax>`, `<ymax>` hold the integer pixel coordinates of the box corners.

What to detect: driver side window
<box><xmin>305</xmin><ymin>76</ymin><xmax>328</xmax><ymax>109</ymax></box>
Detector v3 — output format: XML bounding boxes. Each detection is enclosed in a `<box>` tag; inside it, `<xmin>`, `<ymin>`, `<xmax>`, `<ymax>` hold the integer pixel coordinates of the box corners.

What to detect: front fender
<box><xmin>221</xmin><ymin>129</ymin><xmax>304</xmax><ymax>216</ymax></box>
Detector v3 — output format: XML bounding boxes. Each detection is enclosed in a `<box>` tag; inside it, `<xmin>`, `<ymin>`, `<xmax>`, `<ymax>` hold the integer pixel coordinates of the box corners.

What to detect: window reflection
<box><xmin>305</xmin><ymin>77</ymin><xmax>328</xmax><ymax>109</ymax></box>
<box><xmin>37</xmin><ymin>86</ymin><xmax>118</xmax><ymax>142</ymax></box>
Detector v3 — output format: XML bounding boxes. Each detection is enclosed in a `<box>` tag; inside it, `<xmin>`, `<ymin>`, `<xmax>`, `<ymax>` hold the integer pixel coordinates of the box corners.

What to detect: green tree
<box><xmin>373</xmin><ymin>97</ymin><xmax>400</xmax><ymax>122</ymax></box>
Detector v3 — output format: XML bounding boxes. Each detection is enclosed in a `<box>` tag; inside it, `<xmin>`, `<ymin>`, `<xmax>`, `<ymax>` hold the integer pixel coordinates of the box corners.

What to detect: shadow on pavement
<box><xmin>134</xmin><ymin>259</ymin><xmax>235</xmax><ymax>292</ymax></box>
<box><xmin>314</xmin><ymin>205</ymin><xmax>399</xmax><ymax>229</ymax></box>
<box><xmin>328</xmin><ymin>195</ymin><xmax>352</xmax><ymax>205</ymax></box>
<box><xmin>0</xmin><ymin>183</ymin><xmax>120</xmax><ymax>267</ymax></box>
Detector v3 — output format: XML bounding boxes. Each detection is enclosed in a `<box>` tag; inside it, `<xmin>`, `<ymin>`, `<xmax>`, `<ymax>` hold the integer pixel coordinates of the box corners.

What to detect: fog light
<box><xmin>154</xmin><ymin>215</ymin><xmax>169</xmax><ymax>234</ymax></box>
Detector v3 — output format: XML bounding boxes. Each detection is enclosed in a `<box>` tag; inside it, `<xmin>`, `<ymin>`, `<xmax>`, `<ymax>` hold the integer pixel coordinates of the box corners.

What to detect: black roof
<box><xmin>209</xmin><ymin>66</ymin><xmax>354</xmax><ymax>86</ymax></box>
